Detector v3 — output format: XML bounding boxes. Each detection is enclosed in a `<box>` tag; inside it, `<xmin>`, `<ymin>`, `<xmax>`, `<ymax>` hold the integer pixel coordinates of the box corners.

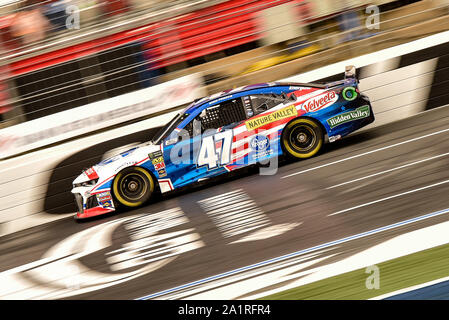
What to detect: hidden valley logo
<box><xmin>327</xmin><ymin>105</ymin><xmax>370</xmax><ymax>129</ymax></box>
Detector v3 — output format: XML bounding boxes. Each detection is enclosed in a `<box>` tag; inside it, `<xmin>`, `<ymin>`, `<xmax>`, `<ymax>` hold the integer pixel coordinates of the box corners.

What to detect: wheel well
<box><xmin>138</xmin><ymin>166</ymin><xmax>160</xmax><ymax>192</ymax></box>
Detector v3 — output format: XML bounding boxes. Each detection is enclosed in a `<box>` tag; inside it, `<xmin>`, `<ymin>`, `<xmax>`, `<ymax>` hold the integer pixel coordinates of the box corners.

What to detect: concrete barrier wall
<box><xmin>1</xmin><ymin>30</ymin><xmax>448</xmax><ymax>237</ymax></box>
<box><xmin>0</xmin><ymin>74</ymin><xmax>205</xmax><ymax>159</ymax></box>
<box><xmin>282</xmin><ymin>30</ymin><xmax>449</xmax><ymax>128</ymax></box>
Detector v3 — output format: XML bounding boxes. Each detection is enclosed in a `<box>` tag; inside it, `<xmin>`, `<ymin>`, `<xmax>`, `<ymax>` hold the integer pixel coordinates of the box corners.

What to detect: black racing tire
<box><xmin>281</xmin><ymin>118</ymin><xmax>324</xmax><ymax>159</ymax></box>
<box><xmin>112</xmin><ymin>167</ymin><xmax>154</xmax><ymax>208</ymax></box>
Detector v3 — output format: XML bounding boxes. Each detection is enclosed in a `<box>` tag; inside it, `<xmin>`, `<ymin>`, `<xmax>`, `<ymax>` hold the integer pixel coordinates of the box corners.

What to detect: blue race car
<box><xmin>72</xmin><ymin>66</ymin><xmax>374</xmax><ymax>219</ymax></box>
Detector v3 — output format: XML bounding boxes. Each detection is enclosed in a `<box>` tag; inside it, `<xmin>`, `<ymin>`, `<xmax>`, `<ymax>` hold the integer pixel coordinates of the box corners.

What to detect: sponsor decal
<box><xmin>326</xmin><ymin>105</ymin><xmax>371</xmax><ymax>129</ymax></box>
<box><xmin>250</xmin><ymin>135</ymin><xmax>270</xmax><ymax>152</ymax></box>
<box><xmin>97</xmin><ymin>191</ymin><xmax>112</xmax><ymax>201</ymax></box>
<box><xmin>149</xmin><ymin>151</ymin><xmax>166</xmax><ymax>167</ymax></box>
<box><xmin>149</xmin><ymin>150</ymin><xmax>168</xmax><ymax>177</ymax></box>
<box><xmin>154</xmin><ymin>162</ymin><xmax>165</xmax><ymax>171</ymax></box>
<box><xmin>120</xmin><ymin>148</ymin><xmax>137</xmax><ymax>157</ymax></box>
<box><xmin>157</xmin><ymin>168</ymin><xmax>167</xmax><ymax>178</ymax></box>
<box><xmin>152</xmin><ymin>157</ymin><xmax>165</xmax><ymax>170</ymax></box>
<box><xmin>85</xmin><ymin>167</ymin><xmax>99</xmax><ymax>180</ymax></box>
<box><xmin>252</xmin><ymin>148</ymin><xmax>273</xmax><ymax>160</ymax></box>
<box><xmin>342</xmin><ymin>87</ymin><xmax>358</xmax><ymax>101</ymax></box>
<box><xmin>249</xmin><ymin>135</ymin><xmax>273</xmax><ymax>160</ymax></box>
<box><xmin>329</xmin><ymin>135</ymin><xmax>342</xmax><ymax>143</ymax></box>
<box><xmin>302</xmin><ymin>91</ymin><xmax>338</xmax><ymax>113</ymax></box>
<box><xmin>98</xmin><ymin>156</ymin><xmax>121</xmax><ymax>166</ymax></box>
<box><xmin>101</xmin><ymin>200</ymin><xmax>113</xmax><ymax>208</ymax></box>
<box><xmin>97</xmin><ymin>191</ymin><xmax>113</xmax><ymax>207</ymax></box>
<box><xmin>245</xmin><ymin>105</ymin><xmax>297</xmax><ymax>131</ymax></box>
<box><xmin>116</xmin><ymin>161</ymin><xmax>138</xmax><ymax>171</ymax></box>
<box><xmin>149</xmin><ymin>150</ymin><xmax>163</xmax><ymax>159</ymax></box>
<box><xmin>216</xmin><ymin>95</ymin><xmax>233</xmax><ymax>102</ymax></box>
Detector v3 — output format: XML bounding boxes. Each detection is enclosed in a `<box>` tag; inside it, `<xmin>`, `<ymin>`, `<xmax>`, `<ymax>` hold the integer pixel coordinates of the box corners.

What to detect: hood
<box><xmin>73</xmin><ymin>142</ymin><xmax>161</xmax><ymax>185</ymax></box>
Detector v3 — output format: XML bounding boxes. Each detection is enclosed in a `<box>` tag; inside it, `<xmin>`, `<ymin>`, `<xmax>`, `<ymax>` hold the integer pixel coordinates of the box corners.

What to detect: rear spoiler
<box><xmin>325</xmin><ymin>65</ymin><xmax>358</xmax><ymax>88</ymax></box>
<box><xmin>345</xmin><ymin>65</ymin><xmax>358</xmax><ymax>83</ymax></box>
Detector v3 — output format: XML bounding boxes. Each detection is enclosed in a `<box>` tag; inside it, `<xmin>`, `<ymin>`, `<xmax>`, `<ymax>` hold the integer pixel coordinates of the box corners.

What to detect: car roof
<box><xmin>183</xmin><ymin>81</ymin><xmax>325</xmax><ymax>115</ymax></box>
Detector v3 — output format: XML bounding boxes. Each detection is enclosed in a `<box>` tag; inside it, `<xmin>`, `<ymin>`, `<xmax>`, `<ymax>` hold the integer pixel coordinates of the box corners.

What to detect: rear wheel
<box><xmin>112</xmin><ymin>167</ymin><xmax>154</xmax><ymax>208</ymax></box>
<box><xmin>281</xmin><ymin>118</ymin><xmax>324</xmax><ymax>159</ymax></box>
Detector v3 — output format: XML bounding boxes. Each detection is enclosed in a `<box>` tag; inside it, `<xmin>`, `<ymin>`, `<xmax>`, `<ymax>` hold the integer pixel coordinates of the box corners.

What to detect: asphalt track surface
<box><xmin>1</xmin><ymin>105</ymin><xmax>449</xmax><ymax>300</ymax></box>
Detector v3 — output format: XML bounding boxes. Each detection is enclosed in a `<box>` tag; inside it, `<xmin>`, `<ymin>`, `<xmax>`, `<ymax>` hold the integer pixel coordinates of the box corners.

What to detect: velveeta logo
<box><xmin>302</xmin><ymin>91</ymin><xmax>338</xmax><ymax>113</ymax></box>
<box><xmin>245</xmin><ymin>105</ymin><xmax>297</xmax><ymax>131</ymax></box>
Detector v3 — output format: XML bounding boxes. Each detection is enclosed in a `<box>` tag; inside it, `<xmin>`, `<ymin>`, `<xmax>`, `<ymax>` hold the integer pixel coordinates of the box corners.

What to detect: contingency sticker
<box><xmin>327</xmin><ymin>105</ymin><xmax>370</xmax><ymax>129</ymax></box>
<box><xmin>149</xmin><ymin>150</ymin><xmax>167</xmax><ymax>178</ymax></box>
<box><xmin>96</xmin><ymin>191</ymin><xmax>113</xmax><ymax>208</ymax></box>
<box><xmin>245</xmin><ymin>105</ymin><xmax>297</xmax><ymax>131</ymax></box>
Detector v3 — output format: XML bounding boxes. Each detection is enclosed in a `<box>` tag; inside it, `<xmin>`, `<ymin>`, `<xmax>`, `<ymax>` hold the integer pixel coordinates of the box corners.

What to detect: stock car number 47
<box><xmin>197</xmin><ymin>130</ymin><xmax>233</xmax><ymax>169</ymax></box>
<box><xmin>72</xmin><ymin>65</ymin><xmax>374</xmax><ymax>219</ymax></box>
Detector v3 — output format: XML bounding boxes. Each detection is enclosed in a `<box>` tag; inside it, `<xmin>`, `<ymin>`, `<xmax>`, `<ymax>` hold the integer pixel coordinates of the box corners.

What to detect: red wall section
<box><xmin>9</xmin><ymin>0</ymin><xmax>307</xmax><ymax>76</ymax></box>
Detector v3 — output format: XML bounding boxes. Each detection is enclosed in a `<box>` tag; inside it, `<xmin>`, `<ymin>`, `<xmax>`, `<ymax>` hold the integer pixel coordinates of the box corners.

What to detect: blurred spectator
<box><xmin>43</xmin><ymin>0</ymin><xmax>71</xmax><ymax>32</ymax></box>
<box><xmin>10</xmin><ymin>0</ymin><xmax>50</xmax><ymax>45</ymax></box>
<box><xmin>0</xmin><ymin>14</ymin><xmax>20</xmax><ymax>50</ymax></box>
<box><xmin>334</xmin><ymin>0</ymin><xmax>361</xmax><ymax>43</ymax></box>
<box><xmin>102</xmin><ymin>0</ymin><xmax>130</xmax><ymax>17</ymax></box>
<box><xmin>337</xmin><ymin>8</ymin><xmax>362</xmax><ymax>42</ymax></box>
<box><xmin>143</xmin><ymin>45</ymin><xmax>160</xmax><ymax>86</ymax></box>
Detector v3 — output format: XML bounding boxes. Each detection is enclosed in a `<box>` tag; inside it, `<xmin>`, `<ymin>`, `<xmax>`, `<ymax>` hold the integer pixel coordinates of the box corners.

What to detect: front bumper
<box><xmin>72</xmin><ymin>187</ymin><xmax>116</xmax><ymax>219</ymax></box>
<box><xmin>74</xmin><ymin>206</ymin><xmax>115</xmax><ymax>220</ymax></box>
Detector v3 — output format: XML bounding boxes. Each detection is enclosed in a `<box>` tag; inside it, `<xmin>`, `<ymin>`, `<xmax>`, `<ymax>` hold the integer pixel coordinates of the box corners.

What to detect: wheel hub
<box><xmin>120</xmin><ymin>174</ymin><xmax>146</xmax><ymax>200</ymax></box>
<box><xmin>289</xmin><ymin>125</ymin><xmax>316</xmax><ymax>152</ymax></box>
<box><xmin>297</xmin><ymin>133</ymin><xmax>308</xmax><ymax>143</ymax></box>
<box><xmin>128</xmin><ymin>181</ymin><xmax>138</xmax><ymax>192</ymax></box>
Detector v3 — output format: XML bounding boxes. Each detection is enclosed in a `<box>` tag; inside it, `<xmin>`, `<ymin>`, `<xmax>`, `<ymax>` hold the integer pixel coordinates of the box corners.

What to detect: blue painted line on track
<box><xmin>385</xmin><ymin>280</ymin><xmax>449</xmax><ymax>300</ymax></box>
<box><xmin>136</xmin><ymin>207</ymin><xmax>449</xmax><ymax>300</ymax></box>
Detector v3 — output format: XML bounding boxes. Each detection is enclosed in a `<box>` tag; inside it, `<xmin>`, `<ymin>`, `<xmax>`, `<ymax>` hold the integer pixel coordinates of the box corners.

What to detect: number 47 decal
<box><xmin>197</xmin><ymin>130</ymin><xmax>233</xmax><ymax>169</ymax></box>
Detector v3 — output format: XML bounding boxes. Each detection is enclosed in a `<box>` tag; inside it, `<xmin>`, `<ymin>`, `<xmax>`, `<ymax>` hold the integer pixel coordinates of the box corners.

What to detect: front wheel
<box><xmin>112</xmin><ymin>167</ymin><xmax>154</xmax><ymax>208</ymax></box>
<box><xmin>281</xmin><ymin>118</ymin><xmax>324</xmax><ymax>159</ymax></box>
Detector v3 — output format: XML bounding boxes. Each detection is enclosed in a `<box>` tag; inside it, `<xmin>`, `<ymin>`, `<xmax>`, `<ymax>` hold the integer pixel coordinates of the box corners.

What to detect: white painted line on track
<box><xmin>328</xmin><ymin>179</ymin><xmax>449</xmax><ymax>216</ymax></box>
<box><xmin>326</xmin><ymin>152</ymin><xmax>449</xmax><ymax>189</ymax></box>
<box><xmin>281</xmin><ymin>127</ymin><xmax>449</xmax><ymax>179</ymax></box>
<box><xmin>163</xmin><ymin>251</ymin><xmax>333</xmax><ymax>300</ymax></box>
<box><xmin>370</xmin><ymin>275</ymin><xmax>449</xmax><ymax>300</ymax></box>
<box><xmin>136</xmin><ymin>207</ymin><xmax>449</xmax><ymax>300</ymax></box>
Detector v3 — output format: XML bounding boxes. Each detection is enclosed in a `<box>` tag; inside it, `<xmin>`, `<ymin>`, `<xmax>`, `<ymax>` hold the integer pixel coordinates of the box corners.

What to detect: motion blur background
<box><xmin>2</xmin><ymin>0</ymin><xmax>449</xmax><ymax>223</ymax></box>
<box><xmin>1</xmin><ymin>0</ymin><xmax>449</xmax><ymax>301</ymax></box>
<box><xmin>0</xmin><ymin>0</ymin><xmax>447</xmax><ymax>130</ymax></box>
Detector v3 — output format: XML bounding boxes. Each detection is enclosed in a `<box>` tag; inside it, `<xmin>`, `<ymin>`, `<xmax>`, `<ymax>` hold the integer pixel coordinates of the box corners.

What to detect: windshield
<box><xmin>151</xmin><ymin>112</ymin><xmax>189</xmax><ymax>145</ymax></box>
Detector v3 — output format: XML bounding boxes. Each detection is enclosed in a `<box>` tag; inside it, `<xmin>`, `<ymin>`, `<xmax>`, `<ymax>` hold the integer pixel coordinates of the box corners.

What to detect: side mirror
<box><xmin>193</xmin><ymin>118</ymin><xmax>202</xmax><ymax>136</ymax></box>
<box><xmin>165</xmin><ymin>137</ymin><xmax>177</xmax><ymax>146</ymax></box>
<box><xmin>166</xmin><ymin>133</ymin><xmax>185</xmax><ymax>146</ymax></box>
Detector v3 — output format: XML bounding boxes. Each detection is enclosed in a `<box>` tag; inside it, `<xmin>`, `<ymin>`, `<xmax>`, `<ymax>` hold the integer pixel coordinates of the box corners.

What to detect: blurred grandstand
<box><xmin>0</xmin><ymin>0</ymin><xmax>448</xmax><ymax>134</ymax></box>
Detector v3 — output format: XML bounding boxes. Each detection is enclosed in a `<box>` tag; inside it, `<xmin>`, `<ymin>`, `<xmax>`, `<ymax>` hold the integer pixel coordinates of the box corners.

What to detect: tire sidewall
<box><xmin>112</xmin><ymin>167</ymin><xmax>154</xmax><ymax>208</ymax></box>
<box><xmin>282</xmin><ymin>118</ymin><xmax>324</xmax><ymax>159</ymax></box>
